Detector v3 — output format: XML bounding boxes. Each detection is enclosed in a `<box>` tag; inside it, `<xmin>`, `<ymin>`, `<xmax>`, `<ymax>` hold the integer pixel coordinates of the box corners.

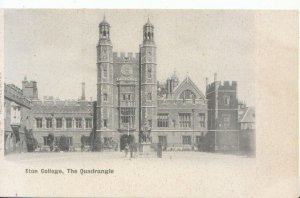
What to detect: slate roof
<box><xmin>32</xmin><ymin>101</ymin><xmax>92</xmax><ymax>114</ymax></box>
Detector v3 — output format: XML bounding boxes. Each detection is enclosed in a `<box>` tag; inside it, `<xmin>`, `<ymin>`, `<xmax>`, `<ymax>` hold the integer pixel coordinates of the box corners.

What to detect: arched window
<box><xmin>144</xmin><ymin>32</ymin><xmax>147</xmax><ymax>39</ymax></box>
<box><xmin>179</xmin><ymin>90</ymin><xmax>196</xmax><ymax>101</ymax></box>
<box><xmin>148</xmin><ymin>32</ymin><xmax>151</xmax><ymax>39</ymax></box>
<box><xmin>103</xmin><ymin>30</ymin><xmax>106</xmax><ymax>36</ymax></box>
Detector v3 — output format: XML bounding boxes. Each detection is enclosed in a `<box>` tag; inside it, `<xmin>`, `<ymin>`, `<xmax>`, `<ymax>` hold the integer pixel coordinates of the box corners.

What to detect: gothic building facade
<box><xmin>4</xmin><ymin>17</ymin><xmax>255</xmax><ymax>154</ymax></box>
<box><xmin>95</xmin><ymin>17</ymin><xmax>212</xmax><ymax>150</ymax></box>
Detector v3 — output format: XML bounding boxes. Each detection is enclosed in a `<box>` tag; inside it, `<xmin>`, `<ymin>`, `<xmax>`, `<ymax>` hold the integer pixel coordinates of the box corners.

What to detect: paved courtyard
<box><xmin>4</xmin><ymin>151</ymin><xmax>254</xmax><ymax>164</ymax></box>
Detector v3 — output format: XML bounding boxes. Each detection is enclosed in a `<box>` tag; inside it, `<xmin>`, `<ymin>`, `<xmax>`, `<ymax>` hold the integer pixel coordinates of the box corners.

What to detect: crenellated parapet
<box><xmin>206</xmin><ymin>81</ymin><xmax>237</xmax><ymax>93</ymax></box>
<box><xmin>113</xmin><ymin>51</ymin><xmax>139</xmax><ymax>63</ymax></box>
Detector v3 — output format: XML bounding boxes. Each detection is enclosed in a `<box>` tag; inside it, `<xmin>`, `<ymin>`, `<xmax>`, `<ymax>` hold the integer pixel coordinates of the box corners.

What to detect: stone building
<box><xmin>4</xmin><ymin>17</ymin><xmax>255</xmax><ymax>154</ymax></box>
<box><xmin>96</xmin><ymin>17</ymin><xmax>210</xmax><ymax>151</ymax></box>
<box><xmin>4</xmin><ymin>83</ymin><xmax>32</xmax><ymax>154</ymax></box>
<box><xmin>206</xmin><ymin>73</ymin><xmax>240</xmax><ymax>152</ymax></box>
<box><xmin>26</xmin><ymin>80</ymin><xmax>93</xmax><ymax>151</ymax></box>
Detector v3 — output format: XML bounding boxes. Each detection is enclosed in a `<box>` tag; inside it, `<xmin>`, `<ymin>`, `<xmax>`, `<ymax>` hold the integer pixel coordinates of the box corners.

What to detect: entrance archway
<box><xmin>120</xmin><ymin>134</ymin><xmax>135</xmax><ymax>151</ymax></box>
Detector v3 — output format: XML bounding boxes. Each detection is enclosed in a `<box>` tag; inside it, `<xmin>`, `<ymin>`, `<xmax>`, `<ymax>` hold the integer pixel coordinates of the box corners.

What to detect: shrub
<box><xmin>58</xmin><ymin>135</ymin><xmax>69</xmax><ymax>151</ymax></box>
<box><xmin>24</xmin><ymin>127</ymin><xmax>38</xmax><ymax>152</ymax></box>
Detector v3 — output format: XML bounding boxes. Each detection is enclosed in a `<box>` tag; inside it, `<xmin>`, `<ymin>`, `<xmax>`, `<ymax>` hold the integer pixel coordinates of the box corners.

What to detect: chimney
<box><xmin>214</xmin><ymin>73</ymin><xmax>217</xmax><ymax>82</ymax></box>
<box><xmin>81</xmin><ymin>82</ymin><xmax>86</xmax><ymax>101</ymax></box>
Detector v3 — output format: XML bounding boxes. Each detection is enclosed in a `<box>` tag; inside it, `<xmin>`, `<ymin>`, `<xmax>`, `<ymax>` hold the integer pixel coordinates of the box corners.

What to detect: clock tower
<box><xmin>96</xmin><ymin>16</ymin><xmax>114</xmax><ymax>133</ymax></box>
<box><xmin>139</xmin><ymin>18</ymin><xmax>157</xmax><ymax>139</ymax></box>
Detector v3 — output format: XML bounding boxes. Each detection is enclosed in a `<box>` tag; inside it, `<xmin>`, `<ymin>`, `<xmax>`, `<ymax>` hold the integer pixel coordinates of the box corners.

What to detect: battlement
<box><xmin>22</xmin><ymin>80</ymin><xmax>37</xmax><ymax>88</ymax></box>
<box><xmin>113</xmin><ymin>51</ymin><xmax>140</xmax><ymax>63</ymax></box>
<box><xmin>32</xmin><ymin>98</ymin><xmax>92</xmax><ymax>106</ymax></box>
<box><xmin>206</xmin><ymin>81</ymin><xmax>237</xmax><ymax>93</ymax></box>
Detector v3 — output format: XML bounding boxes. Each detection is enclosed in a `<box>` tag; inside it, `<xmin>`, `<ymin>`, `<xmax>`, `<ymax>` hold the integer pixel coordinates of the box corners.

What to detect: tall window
<box><xmin>85</xmin><ymin>118</ymin><xmax>92</xmax><ymax>128</ymax></box>
<box><xmin>147</xmin><ymin>92</ymin><xmax>152</xmax><ymax>101</ymax></box>
<box><xmin>43</xmin><ymin>136</ymin><xmax>50</xmax><ymax>146</ymax></box>
<box><xmin>199</xmin><ymin>113</ymin><xmax>206</xmax><ymax>127</ymax></box>
<box><xmin>179</xmin><ymin>113</ymin><xmax>191</xmax><ymax>128</ymax></box>
<box><xmin>66</xmin><ymin>118</ymin><xmax>72</xmax><ymax>128</ymax></box>
<box><xmin>75</xmin><ymin>118</ymin><xmax>82</xmax><ymax>128</ymax></box>
<box><xmin>103</xmin><ymin>65</ymin><xmax>107</xmax><ymax>78</ymax></box>
<box><xmin>46</xmin><ymin>118</ymin><xmax>52</xmax><ymax>128</ymax></box>
<box><xmin>147</xmin><ymin>66</ymin><xmax>152</xmax><ymax>78</ymax></box>
<box><xmin>56</xmin><ymin>118</ymin><xmax>62</xmax><ymax>128</ymax></box>
<box><xmin>182</xmin><ymin>136</ymin><xmax>191</xmax><ymax>145</ymax></box>
<box><xmin>157</xmin><ymin>114</ymin><xmax>169</xmax><ymax>127</ymax></box>
<box><xmin>103</xmin><ymin>119</ymin><xmax>107</xmax><ymax>127</ymax></box>
<box><xmin>120</xmin><ymin>108</ymin><xmax>135</xmax><ymax>128</ymax></box>
<box><xmin>224</xmin><ymin>95</ymin><xmax>230</xmax><ymax>105</ymax></box>
<box><xmin>68</xmin><ymin>137</ymin><xmax>73</xmax><ymax>146</ymax></box>
<box><xmin>223</xmin><ymin>114</ymin><xmax>231</xmax><ymax>129</ymax></box>
<box><xmin>36</xmin><ymin>118</ymin><xmax>42</xmax><ymax>128</ymax></box>
<box><xmin>103</xmin><ymin>93</ymin><xmax>108</xmax><ymax>101</ymax></box>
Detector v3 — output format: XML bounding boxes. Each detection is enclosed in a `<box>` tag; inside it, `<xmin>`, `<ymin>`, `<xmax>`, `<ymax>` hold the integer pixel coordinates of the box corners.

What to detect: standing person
<box><xmin>124</xmin><ymin>143</ymin><xmax>129</xmax><ymax>158</ymax></box>
<box><xmin>129</xmin><ymin>143</ymin><xmax>134</xmax><ymax>159</ymax></box>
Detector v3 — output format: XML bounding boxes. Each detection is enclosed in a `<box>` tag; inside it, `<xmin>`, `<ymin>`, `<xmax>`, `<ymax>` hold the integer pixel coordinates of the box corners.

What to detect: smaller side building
<box><xmin>30</xmin><ymin>82</ymin><xmax>93</xmax><ymax>151</ymax></box>
<box><xmin>4</xmin><ymin>83</ymin><xmax>32</xmax><ymax>154</ymax></box>
<box><xmin>206</xmin><ymin>74</ymin><xmax>240</xmax><ymax>153</ymax></box>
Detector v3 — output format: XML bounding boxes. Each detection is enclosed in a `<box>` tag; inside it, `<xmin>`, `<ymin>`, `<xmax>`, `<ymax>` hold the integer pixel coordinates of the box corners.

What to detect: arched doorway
<box><xmin>120</xmin><ymin>134</ymin><xmax>135</xmax><ymax>151</ymax></box>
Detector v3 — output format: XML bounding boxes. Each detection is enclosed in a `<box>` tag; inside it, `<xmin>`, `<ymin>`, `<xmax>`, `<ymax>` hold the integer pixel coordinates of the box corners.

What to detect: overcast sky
<box><xmin>4</xmin><ymin>10</ymin><xmax>255</xmax><ymax>106</ymax></box>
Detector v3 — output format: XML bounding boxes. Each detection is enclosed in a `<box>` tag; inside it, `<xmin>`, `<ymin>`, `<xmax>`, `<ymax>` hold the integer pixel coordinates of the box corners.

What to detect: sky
<box><xmin>4</xmin><ymin>10</ymin><xmax>255</xmax><ymax>106</ymax></box>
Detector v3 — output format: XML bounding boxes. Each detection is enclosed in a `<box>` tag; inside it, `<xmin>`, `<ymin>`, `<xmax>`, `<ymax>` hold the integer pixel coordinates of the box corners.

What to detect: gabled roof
<box><xmin>172</xmin><ymin>75</ymin><xmax>205</xmax><ymax>99</ymax></box>
<box><xmin>239</xmin><ymin>107</ymin><xmax>255</xmax><ymax>123</ymax></box>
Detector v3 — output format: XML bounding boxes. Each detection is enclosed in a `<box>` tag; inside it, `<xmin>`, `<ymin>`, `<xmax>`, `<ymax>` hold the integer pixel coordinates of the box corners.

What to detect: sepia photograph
<box><xmin>0</xmin><ymin>9</ymin><xmax>298</xmax><ymax>197</ymax></box>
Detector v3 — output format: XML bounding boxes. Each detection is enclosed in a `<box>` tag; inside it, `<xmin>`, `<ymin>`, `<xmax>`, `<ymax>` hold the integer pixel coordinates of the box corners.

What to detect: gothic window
<box><xmin>199</xmin><ymin>113</ymin><xmax>206</xmax><ymax>127</ymax></box>
<box><xmin>75</xmin><ymin>118</ymin><xmax>82</xmax><ymax>128</ymax></box>
<box><xmin>103</xmin><ymin>30</ymin><xmax>106</xmax><ymax>37</ymax></box>
<box><xmin>56</xmin><ymin>118</ymin><xmax>62</xmax><ymax>128</ymax></box>
<box><xmin>36</xmin><ymin>118</ymin><xmax>42</xmax><ymax>128</ymax></box>
<box><xmin>224</xmin><ymin>95</ymin><xmax>230</xmax><ymax>105</ymax></box>
<box><xmin>144</xmin><ymin>32</ymin><xmax>147</xmax><ymax>39</ymax></box>
<box><xmin>182</xmin><ymin>136</ymin><xmax>191</xmax><ymax>145</ymax></box>
<box><xmin>179</xmin><ymin>90</ymin><xmax>196</xmax><ymax>102</ymax></box>
<box><xmin>147</xmin><ymin>66</ymin><xmax>152</xmax><ymax>78</ymax></box>
<box><xmin>179</xmin><ymin>113</ymin><xmax>191</xmax><ymax>128</ymax></box>
<box><xmin>46</xmin><ymin>118</ymin><xmax>52</xmax><ymax>128</ymax></box>
<box><xmin>223</xmin><ymin>114</ymin><xmax>231</xmax><ymax>129</ymax></box>
<box><xmin>147</xmin><ymin>92</ymin><xmax>152</xmax><ymax>101</ymax></box>
<box><xmin>148</xmin><ymin>32</ymin><xmax>151</xmax><ymax>39</ymax></box>
<box><xmin>103</xmin><ymin>93</ymin><xmax>108</xmax><ymax>101</ymax></box>
<box><xmin>43</xmin><ymin>136</ymin><xmax>50</xmax><ymax>146</ymax></box>
<box><xmin>66</xmin><ymin>118</ymin><xmax>72</xmax><ymax>128</ymax></box>
<box><xmin>120</xmin><ymin>108</ymin><xmax>135</xmax><ymax>128</ymax></box>
<box><xmin>103</xmin><ymin>119</ymin><xmax>107</xmax><ymax>128</ymax></box>
<box><xmin>157</xmin><ymin>114</ymin><xmax>169</xmax><ymax>127</ymax></box>
<box><xmin>85</xmin><ymin>118</ymin><xmax>92</xmax><ymax>128</ymax></box>
<box><xmin>103</xmin><ymin>66</ymin><xmax>107</xmax><ymax>78</ymax></box>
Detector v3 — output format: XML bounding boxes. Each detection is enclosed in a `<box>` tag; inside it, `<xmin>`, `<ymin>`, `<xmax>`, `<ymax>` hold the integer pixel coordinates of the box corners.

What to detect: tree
<box><xmin>58</xmin><ymin>135</ymin><xmax>69</xmax><ymax>151</ymax></box>
<box><xmin>24</xmin><ymin>127</ymin><xmax>38</xmax><ymax>152</ymax></box>
<box><xmin>47</xmin><ymin>133</ymin><xmax>54</xmax><ymax>151</ymax></box>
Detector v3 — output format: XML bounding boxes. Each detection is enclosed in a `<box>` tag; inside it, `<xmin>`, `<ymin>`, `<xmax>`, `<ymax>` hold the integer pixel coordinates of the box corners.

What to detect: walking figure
<box><xmin>124</xmin><ymin>143</ymin><xmax>129</xmax><ymax>158</ymax></box>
